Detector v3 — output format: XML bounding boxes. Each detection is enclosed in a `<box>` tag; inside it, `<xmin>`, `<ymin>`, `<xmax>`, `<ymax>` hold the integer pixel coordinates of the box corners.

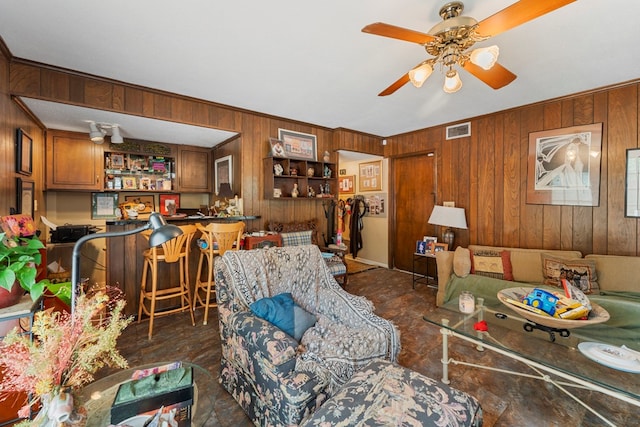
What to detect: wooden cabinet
<box><xmin>264</xmin><ymin>157</ymin><xmax>337</xmax><ymax>199</ymax></box>
<box><xmin>46</xmin><ymin>131</ymin><xmax>103</xmax><ymax>190</ymax></box>
<box><xmin>177</xmin><ymin>146</ymin><xmax>212</xmax><ymax>192</ymax></box>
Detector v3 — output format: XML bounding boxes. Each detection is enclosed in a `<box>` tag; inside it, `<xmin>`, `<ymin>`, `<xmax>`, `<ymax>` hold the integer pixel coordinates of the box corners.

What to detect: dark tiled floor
<box><xmin>99</xmin><ymin>263</ymin><xmax>636</xmax><ymax>426</ymax></box>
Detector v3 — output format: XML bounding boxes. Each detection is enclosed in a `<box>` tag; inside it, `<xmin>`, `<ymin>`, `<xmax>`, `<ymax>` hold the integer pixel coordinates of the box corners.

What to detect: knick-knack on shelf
<box><xmin>292</xmin><ymin>183</ymin><xmax>299</xmax><ymax>198</ymax></box>
<box><xmin>323</xmin><ymin>151</ymin><xmax>331</xmax><ymax>162</ymax></box>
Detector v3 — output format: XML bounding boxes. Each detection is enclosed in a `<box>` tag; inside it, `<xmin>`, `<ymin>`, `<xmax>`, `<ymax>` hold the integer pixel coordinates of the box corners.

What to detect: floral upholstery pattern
<box><xmin>215</xmin><ymin>245</ymin><xmax>400</xmax><ymax>426</ymax></box>
<box><xmin>299</xmin><ymin>359</ymin><xmax>484</xmax><ymax>427</ymax></box>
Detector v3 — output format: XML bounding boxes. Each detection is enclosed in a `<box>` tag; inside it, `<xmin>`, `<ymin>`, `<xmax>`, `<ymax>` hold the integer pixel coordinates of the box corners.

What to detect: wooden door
<box><xmin>393</xmin><ymin>153</ymin><xmax>436</xmax><ymax>272</ymax></box>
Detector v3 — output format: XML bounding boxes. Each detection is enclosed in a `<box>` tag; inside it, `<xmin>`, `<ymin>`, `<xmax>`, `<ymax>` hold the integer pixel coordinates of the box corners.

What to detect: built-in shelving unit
<box><xmin>264</xmin><ymin>157</ymin><xmax>337</xmax><ymax>200</ymax></box>
<box><xmin>104</xmin><ymin>152</ymin><xmax>175</xmax><ymax>192</ymax></box>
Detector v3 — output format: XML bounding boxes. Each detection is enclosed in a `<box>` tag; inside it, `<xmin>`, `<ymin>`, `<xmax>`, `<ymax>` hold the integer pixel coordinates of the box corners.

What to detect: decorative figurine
<box><xmin>319</xmin><ymin>184</ymin><xmax>324</xmax><ymax>195</ymax></box>
<box><xmin>308</xmin><ymin>186</ymin><xmax>315</xmax><ymax>198</ymax></box>
<box><xmin>323</xmin><ymin>165</ymin><xmax>332</xmax><ymax>178</ymax></box>
<box><xmin>323</xmin><ymin>151</ymin><xmax>331</xmax><ymax>162</ymax></box>
<box><xmin>292</xmin><ymin>183</ymin><xmax>299</xmax><ymax>198</ymax></box>
<box><xmin>274</xmin><ymin>163</ymin><xmax>284</xmax><ymax>176</ymax></box>
<box><xmin>324</xmin><ymin>182</ymin><xmax>331</xmax><ymax>195</ymax></box>
<box><xmin>307</xmin><ymin>167</ymin><xmax>315</xmax><ymax>177</ymax></box>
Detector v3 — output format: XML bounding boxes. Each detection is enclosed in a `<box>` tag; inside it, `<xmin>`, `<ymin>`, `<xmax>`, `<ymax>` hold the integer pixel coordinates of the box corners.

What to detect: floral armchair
<box><xmin>214</xmin><ymin>244</ymin><xmax>400</xmax><ymax>426</ymax></box>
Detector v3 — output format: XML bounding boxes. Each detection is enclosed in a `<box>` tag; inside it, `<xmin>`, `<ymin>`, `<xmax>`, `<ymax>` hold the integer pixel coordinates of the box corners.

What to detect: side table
<box><xmin>80</xmin><ymin>361</ymin><xmax>215</xmax><ymax>427</ymax></box>
<box><xmin>412</xmin><ymin>252</ymin><xmax>438</xmax><ymax>289</ymax></box>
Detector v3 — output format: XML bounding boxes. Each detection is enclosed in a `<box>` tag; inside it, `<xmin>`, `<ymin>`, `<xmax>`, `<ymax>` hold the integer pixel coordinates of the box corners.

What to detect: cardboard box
<box><xmin>110</xmin><ymin>366</ymin><xmax>193</xmax><ymax>425</ymax></box>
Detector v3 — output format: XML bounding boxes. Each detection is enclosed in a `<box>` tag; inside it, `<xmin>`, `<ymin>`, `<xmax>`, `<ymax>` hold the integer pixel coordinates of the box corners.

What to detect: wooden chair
<box><xmin>193</xmin><ymin>221</ymin><xmax>245</xmax><ymax>325</ymax></box>
<box><xmin>138</xmin><ymin>224</ymin><xmax>197</xmax><ymax>339</ymax></box>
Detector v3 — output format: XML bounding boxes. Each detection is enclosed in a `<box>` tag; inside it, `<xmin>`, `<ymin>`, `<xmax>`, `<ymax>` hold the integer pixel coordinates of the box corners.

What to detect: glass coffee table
<box><xmin>423</xmin><ymin>297</ymin><xmax>640</xmax><ymax>427</ymax></box>
<box><xmin>79</xmin><ymin>361</ymin><xmax>215</xmax><ymax>426</ymax></box>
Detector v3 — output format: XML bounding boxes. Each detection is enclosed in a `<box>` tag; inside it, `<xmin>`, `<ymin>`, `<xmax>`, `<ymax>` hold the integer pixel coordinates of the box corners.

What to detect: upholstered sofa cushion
<box><xmin>250</xmin><ymin>292</ymin><xmax>317</xmax><ymax>341</ymax></box>
<box><xmin>453</xmin><ymin>247</ymin><xmax>471</xmax><ymax>277</ymax></box>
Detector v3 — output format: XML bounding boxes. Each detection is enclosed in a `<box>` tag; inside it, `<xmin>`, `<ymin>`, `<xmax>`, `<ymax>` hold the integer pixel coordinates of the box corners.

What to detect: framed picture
<box><xmin>269</xmin><ymin>138</ymin><xmax>287</xmax><ymax>158</ymax></box>
<box><xmin>124</xmin><ymin>195</ymin><xmax>155</xmax><ymax>218</ymax></box>
<box><xmin>139</xmin><ymin>177</ymin><xmax>152</xmax><ymax>190</ymax></box>
<box><xmin>431</xmin><ymin>242</ymin><xmax>449</xmax><ymax>253</ymax></box>
<box><xmin>416</xmin><ymin>240</ymin><xmax>428</xmax><ymax>255</ymax></box>
<box><xmin>526</xmin><ymin>123</ymin><xmax>603</xmax><ymax>206</ymax></box>
<box><xmin>159</xmin><ymin>194</ymin><xmax>180</xmax><ymax>216</ymax></box>
<box><xmin>277</xmin><ymin>129</ymin><xmax>317</xmax><ymax>161</ymax></box>
<box><xmin>625</xmin><ymin>148</ymin><xmax>640</xmax><ymax>217</ymax></box>
<box><xmin>91</xmin><ymin>193</ymin><xmax>120</xmax><ymax>219</ymax></box>
<box><xmin>338</xmin><ymin>175</ymin><xmax>355</xmax><ymax>194</ymax></box>
<box><xmin>122</xmin><ymin>177</ymin><xmax>137</xmax><ymax>190</ymax></box>
<box><xmin>359</xmin><ymin>160</ymin><xmax>382</xmax><ymax>192</ymax></box>
<box><xmin>215</xmin><ymin>155</ymin><xmax>233</xmax><ymax>195</ymax></box>
<box><xmin>16</xmin><ymin>178</ymin><xmax>35</xmax><ymax>218</ymax></box>
<box><xmin>423</xmin><ymin>236</ymin><xmax>438</xmax><ymax>251</ymax></box>
<box><xmin>110</xmin><ymin>154</ymin><xmax>125</xmax><ymax>168</ymax></box>
<box><xmin>16</xmin><ymin>128</ymin><xmax>33</xmax><ymax>176</ymax></box>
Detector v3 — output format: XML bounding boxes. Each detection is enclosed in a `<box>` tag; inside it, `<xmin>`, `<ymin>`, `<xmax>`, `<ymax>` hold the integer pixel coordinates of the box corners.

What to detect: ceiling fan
<box><xmin>362</xmin><ymin>0</ymin><xmax>576</xmax><ymax>96</ymax></box>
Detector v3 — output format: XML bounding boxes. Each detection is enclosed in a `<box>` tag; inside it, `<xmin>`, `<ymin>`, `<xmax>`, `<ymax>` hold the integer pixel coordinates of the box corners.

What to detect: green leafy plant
<box><xmin>0</xmin><ymin>232</ymin><xmax>70</xmax><ymax>303</ymax></box>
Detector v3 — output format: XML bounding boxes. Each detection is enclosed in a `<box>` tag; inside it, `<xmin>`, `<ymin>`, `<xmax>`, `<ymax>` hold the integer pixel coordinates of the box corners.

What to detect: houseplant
<box><xmin>0</xmin><ymin>232</ymin><xmax>70</xmax><ymax>308</ymax></box>
<box><xmin>0</xmin><ymin>291</ymin><xmax>132</xmax><ymax>425</ymax></box>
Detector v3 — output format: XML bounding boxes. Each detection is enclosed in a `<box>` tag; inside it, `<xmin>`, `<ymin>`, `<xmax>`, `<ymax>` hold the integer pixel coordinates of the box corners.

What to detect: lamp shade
<box><xmin>147</xmin><ymin>212</ymin><xmax>183</xmax><ymax>247</ymax></box>
<box><xmin>218</xmin><ymin>182</ymin><xmax>234</xmax><ymax>198</ymax></box>
<box><xmin>428</xmin><ymin>206</ymin><xmax>468</xmax><ymax>229</ymax></box>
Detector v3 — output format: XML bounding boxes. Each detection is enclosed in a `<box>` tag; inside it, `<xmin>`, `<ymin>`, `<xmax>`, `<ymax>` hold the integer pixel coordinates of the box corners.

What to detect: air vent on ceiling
<box><xmin>446</xmin><ymin>122</ymin><xmax>471</xmax><ymax>140</ymax></box>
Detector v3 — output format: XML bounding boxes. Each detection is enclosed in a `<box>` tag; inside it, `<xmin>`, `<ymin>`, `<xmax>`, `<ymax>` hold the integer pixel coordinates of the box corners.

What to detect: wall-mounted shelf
<box><xmin>264</xmin><ymin>157</ymin><xmax>337</xmax><ymax>200</ymax></box>
<box><xmin>104</xmin><ymin>152</ymin><xmax>175</xmax><ymax>192</ymax></box>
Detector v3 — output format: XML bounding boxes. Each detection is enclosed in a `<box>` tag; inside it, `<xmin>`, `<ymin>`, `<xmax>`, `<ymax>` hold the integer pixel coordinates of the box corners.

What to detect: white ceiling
<box><xmin>2</xmin><ymin>0</ymin><xmax>640</xmax><ymax>144</ymax></box>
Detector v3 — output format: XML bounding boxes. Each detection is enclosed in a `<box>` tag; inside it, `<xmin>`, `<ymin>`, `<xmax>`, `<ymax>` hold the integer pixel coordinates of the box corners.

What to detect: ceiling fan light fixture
<box><xmin>89</xmin><ymin>121</ymin><xmax>106</xmax><ymax>144</ymax></box>
<box><xmin>470</xmin><ymin>45</ymin><xmax>499</xmax><ymax>70</ymax></box>
<box><xmin>443</xmin><ymin>69</ymin><xmax>462</xmax><ymax>93</ymax></box>
<box><xmin>408</xmin><ymin>62</ymin><xmax>433</xmax><ymax>88</ymax></box>
<box><xmin>111</xmin><ymin>124</ymin><xmax>123</xmax><ymax>143</ymax></box>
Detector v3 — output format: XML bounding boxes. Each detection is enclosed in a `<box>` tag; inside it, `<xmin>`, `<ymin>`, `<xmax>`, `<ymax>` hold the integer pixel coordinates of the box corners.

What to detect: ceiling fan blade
<box><xmin>476</xmin><ymin>0</ymin><xmax>576</xmax><ymax>38</ymax></box>
<box><xmin>379</xmin><ymin>73</ymin><xmax>411</xmax><ymax>96</ymax></box>
<box><xmin>362</xmin><ymin>22</ymin><xmax>436</xmax><ymax>45</ymax></box>
<box><xmin>463</xmin><ymin>61</ymin><xmax>516</xmax><ymax>90</ymax></box>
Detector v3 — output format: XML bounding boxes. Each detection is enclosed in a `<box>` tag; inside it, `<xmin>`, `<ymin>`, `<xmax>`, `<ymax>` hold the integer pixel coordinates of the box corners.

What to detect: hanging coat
<box><xmin>349</xmin><ymin>196</ymin><xmax>367</xmax><ymax>258</ymax></box>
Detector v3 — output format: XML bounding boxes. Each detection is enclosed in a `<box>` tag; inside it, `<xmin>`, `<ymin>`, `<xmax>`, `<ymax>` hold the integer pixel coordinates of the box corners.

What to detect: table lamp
<box><xmin>427</xmin><ymin>205</ymin><xmax>468</xmax><ymax>249</ymax></box>
<box><xmin>70</xmin><ymin>212</ymin><xmax>182</xmax><ymax>314</ymax></box>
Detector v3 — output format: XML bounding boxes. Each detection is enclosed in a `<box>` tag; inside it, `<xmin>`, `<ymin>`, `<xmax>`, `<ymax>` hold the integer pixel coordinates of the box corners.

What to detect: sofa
<box><xmin>436</xmin><ymin>244</ymin><xmax>640</xmax><ymax>347</ymax></box>
<box><xmin>214</xmin><ymin>244</ymin><xmax>400</xmax><ymax>426</ymax></box>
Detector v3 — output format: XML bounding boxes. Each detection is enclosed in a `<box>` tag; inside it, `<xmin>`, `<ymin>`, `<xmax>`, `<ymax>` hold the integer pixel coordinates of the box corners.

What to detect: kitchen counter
<box><xmin>106</xmin><ymin>215</ymin><xmax>259</xmax><ymax>226</ymax></box>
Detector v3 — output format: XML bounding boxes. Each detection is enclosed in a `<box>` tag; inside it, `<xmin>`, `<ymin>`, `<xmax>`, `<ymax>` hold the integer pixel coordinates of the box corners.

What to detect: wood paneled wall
<box><xmin>7</xmin><ymin>60</ymin><xmax>382</xmax><ymax>235</ymax></box>
<box><xmin>0</xmin><ymin>51</ymin><xmax>45</xmax><ymax>221</ymax></box>
<box><xmin>387</xmin><ymin>83</ymin><xmax>640</xmax><ymax>257</ymax></box>
<box><xmin>6</xmin><ymin>55</ymin><xmax>640</xmax><ymax>257</ymax></box>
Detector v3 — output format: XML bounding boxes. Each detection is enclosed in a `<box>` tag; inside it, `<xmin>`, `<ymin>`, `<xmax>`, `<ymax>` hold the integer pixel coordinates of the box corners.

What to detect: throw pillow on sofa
<box><xmin>541</xmin><ymin>254</ymin><xmax>599</xmax><ymax>294</ymax></box>
<box><xmin>250</xmin><ymin>292</ymin><xmax>317</xmax><ymax>341</ymax></box>
<box><xmin>470</xmin><ymin>250</ymin><xmax>514</xmax><ymax>281</ymax></box>
<box><xmin>453</xmin><ymin>247</ymin><xmax>471</xmax><ymax>277</ymax></box>
<box><xmin>281</xmin><ymin>230</ymin><xmax>313</xmax><ymax>246</ymax></box>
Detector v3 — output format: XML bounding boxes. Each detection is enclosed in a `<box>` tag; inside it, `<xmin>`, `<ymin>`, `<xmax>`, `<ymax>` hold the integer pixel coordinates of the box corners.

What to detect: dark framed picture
<box><xmin>16</xmin><ymin>128</ymin><xmax>33</xmax><ymax>176</ymax></box>
<box><xmin>159</xmin><ymin>193</ymin><xmax>180</xmax><ymax>216</ymax></box>
<box><xmin>16</xmin><ymin>178</ymin><xmax>35</xmax><ymax>218</ymax></box>
<box><xmin>215</xmin><ymin>155</ymin><xmax>233</xmax><ymax>196</ymax></box>
<box><xmin>277</xmin><ymin>128</ymin><xmax>317</xmax><ymax>161</ymax></box>
<box><xmin>416</xmin><ymin>240</ymin><xmax>428</xmax><ymax>255</ymax></box>
<box><xmin>91</xmin><ymin>192</ymin><xmax>120</xmax><ymax>219</ymax></box>
<box><xmin>526</xmin><ymin>123</ymin><xmax>603</xmax><ymax>206</ymax></box>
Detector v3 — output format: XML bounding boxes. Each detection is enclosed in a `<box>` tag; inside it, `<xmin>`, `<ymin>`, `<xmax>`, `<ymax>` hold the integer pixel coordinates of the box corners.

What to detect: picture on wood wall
<box><xmin>359</xmin><ymin>160</ymin><xmax>382</xmax><ymax>192</ymax></box>
<box><xmin>526</xmin><ymin>123</ymin><xmax>603</xmax><ymax>206</ymax></box>
<box><xmin>215</xmin><ymin>155</ymin><xmax>233</xmax><ymax>196</ymax></box>
<box><xmin>16</xmin><ymin>128</ymin><xmax>33</xmax><ymax>176</ymax></box>
<box><xmin>338</xmin><ymin>175</ymin><xmax>355</xmax><ymax>194</ymax></box>
<box><xmin>277</xmin><ymin>129</ymin><xmax>317</xmax><ymax>161</ymax></box>
<box><xmin>16</xmin><ymin>178</ymin><xmax>34</xmax><ymax>218</ymax></box>
<box><xmin>625</xmin><ymin>148</ymin><xmax>640</xmax><ymax>217</ymax></box>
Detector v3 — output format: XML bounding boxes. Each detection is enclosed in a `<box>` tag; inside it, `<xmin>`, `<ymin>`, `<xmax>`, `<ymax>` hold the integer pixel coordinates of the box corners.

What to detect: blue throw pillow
<box><xmin>249</xmin><ymin>293</ymin><xmax>317</xmax><ymax>341</ymax></box>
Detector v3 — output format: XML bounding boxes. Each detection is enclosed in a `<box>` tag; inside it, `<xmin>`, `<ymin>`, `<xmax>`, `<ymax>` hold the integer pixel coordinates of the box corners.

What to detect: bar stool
<box><xmin>193</xmin><ymin>221</ymin><xmax>245</xmax><ymax>325</ymax></box>
<box><xmin>138</xmin><ymin>224</ymin><xmax>197</xmax><ymax>339</ymax></box>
